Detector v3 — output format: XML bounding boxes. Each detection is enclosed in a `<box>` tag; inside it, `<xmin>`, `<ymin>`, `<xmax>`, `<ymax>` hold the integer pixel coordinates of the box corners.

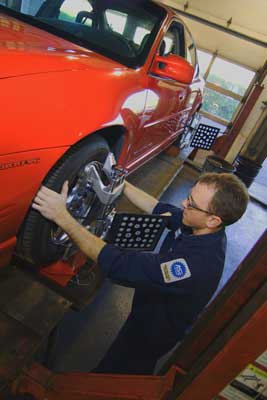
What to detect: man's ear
<box><xmin>206</xmin><ymin>215</ymin><xmax>223</xmax><ymax>229</ymax></box>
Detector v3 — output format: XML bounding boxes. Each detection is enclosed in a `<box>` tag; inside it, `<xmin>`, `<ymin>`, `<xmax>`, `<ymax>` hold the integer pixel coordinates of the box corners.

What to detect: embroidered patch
<box><xmin>160</xmin><ymin>258</ymin><xmax>191</xmax><ymax>283</ymax></box>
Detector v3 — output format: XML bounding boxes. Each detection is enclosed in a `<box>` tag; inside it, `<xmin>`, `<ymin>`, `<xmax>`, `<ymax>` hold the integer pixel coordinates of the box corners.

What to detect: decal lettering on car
<box><xmin>0</xmin><ymin>158</ymin><xmax>40</xmax><ymax>170</ymax></box>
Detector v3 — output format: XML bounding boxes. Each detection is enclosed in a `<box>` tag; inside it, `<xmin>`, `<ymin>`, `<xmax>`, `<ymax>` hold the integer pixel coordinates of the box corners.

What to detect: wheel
<box><xmin>17</xmin><ymin>135</ymin><xmax>114</xmax><ymax>267</ymax></box>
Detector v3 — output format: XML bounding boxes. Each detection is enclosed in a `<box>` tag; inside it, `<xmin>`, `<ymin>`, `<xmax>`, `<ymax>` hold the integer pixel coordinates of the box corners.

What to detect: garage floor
<box><xmin>39</xmin><ymin>152</ymin><xmax>267</xmax><ymax>374</ymax></box>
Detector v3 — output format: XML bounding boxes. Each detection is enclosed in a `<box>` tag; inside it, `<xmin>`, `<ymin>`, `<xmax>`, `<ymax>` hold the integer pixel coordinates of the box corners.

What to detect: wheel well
<box><xmin>74</xmin><ymin>126</ymin><xmax>127</xmax><ymax>161</ymax></box>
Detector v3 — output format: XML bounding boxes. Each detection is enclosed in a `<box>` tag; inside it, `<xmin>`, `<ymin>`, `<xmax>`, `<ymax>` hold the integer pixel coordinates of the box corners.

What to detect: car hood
<box><xmin>0</xmin><ymin>12</ymin><xmax>124</xmax><ymax>78</ymax></box>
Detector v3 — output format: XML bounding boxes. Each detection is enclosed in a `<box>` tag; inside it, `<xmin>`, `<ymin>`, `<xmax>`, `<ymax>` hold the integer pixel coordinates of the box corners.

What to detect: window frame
<box><xmin>199</xmin><ymin>48</ymin><xmax>257</xmax><ymax>126</ymax></box>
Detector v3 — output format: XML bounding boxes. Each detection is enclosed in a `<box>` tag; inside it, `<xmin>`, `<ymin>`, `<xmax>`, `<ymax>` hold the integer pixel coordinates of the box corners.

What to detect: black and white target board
<box><xmin>106</xmin><ymin>213</ymin><xmax>168</xmax><ymax>251</ymax></box>
<box><xmin>190</xmin><ymin>123</ymin><xmax>220</xmax><ymax>150</ymax></box>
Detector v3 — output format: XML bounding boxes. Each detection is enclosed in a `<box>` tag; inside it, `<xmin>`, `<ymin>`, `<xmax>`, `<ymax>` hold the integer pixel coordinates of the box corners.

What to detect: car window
<box><xmin>0</xmin><ymin>0</ymin><xmax>166</xmax><ymax>68</ymax></box>
<box><xmin>158</xmin><ymin>22</ymin><xmax>185</xmax><ymax>58</ymax></box>
<box><xmin>59</xmin><ymin>0</ymin><xmax>93</xmax><ymax>26</ymax></box>
<box><xmin>103</xmin><ymin>6</ymin><xmax>163</xmax><ymax>56</ymax></box>
<box><xmin>105</xmin><ymin>9</ymin><xmax>127</xmax><ymax>34</ymax></box>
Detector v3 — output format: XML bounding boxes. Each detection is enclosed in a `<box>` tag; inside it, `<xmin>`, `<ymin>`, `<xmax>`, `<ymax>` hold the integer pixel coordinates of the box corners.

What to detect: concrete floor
<box><xmin>42</xmin><ymin>154</ymin><xmax>267</xmax><ymax>374</ymax></box>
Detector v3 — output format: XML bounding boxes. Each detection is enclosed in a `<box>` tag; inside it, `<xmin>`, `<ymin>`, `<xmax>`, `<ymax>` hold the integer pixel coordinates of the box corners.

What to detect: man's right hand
<box><xmin>32</xmin><ymin>181</ymin><xmax>69</xmax><ymax>226</ymax></box>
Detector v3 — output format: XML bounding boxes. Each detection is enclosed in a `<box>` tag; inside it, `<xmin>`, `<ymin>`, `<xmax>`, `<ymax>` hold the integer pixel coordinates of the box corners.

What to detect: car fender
<box><xmin>0</xmin><ymin>146</ymin><xmax>69</xmax><ymax>244</ymax></box>
<box><xmin>1</xmin><ymin>68</ymin><xmax>148</xmax><ymax>157</ymax></box>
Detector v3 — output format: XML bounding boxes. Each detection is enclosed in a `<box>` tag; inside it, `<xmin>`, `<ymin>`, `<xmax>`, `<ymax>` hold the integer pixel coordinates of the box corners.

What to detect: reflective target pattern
<box><xmin>106</xmin><ymin>213</ymin><xmax>168</xmax><ymax>251</ymax></box>
<box><xmin>190</xmin><ymin>123</ymin><xmax>220</xmax><ymax>150</ymax></box>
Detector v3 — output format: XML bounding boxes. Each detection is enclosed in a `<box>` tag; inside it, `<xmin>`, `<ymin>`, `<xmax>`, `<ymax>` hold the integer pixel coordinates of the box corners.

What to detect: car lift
<box><xmin>0</xmin><ymin>226</ymin><xmax>266</xmax><ymax>400</ymax></box>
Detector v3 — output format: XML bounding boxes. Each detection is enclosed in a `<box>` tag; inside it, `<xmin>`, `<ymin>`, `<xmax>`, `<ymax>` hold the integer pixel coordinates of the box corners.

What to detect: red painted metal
<box><xmin>14</xmin><ymin>363</ymin><xmax>181</xmax><ymax>400</ymax></box>
<box><xmin>151</xmin><ymin>54</ymin><xmax>194</xmax><ymax>84</ymax></box>
<box><xmin>40</xmin><ymin>252</ymin><xmax>88</xmax><ymax>286</ymax></box>
<box><xmin>176</xmin><ymin>301</ymin><xmax>267</xmax><ymax>400</ymax></box>
<box><xmin>213</xmin><ymin>84</ymin><xmax>264</xmax><ymax>157</ymax></box>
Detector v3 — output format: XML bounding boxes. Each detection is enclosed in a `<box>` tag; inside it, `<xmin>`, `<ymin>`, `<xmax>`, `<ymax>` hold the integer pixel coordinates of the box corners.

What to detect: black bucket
<box><xmin>233</xmin><ymin>155</ymin><xmax>262</xmax><ymax>187</ymax></box>
<box><xmin>203</xmin><ymin>155</ymin><xmax>235</xmax><ymax>174</ymax></box>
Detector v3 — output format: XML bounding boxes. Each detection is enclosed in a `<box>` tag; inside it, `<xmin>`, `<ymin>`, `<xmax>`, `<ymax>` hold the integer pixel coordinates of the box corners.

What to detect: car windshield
<box><xmin>0</xmin><ymin>0</ymin><xmax>166</xmax><ymax>68</ymax></box>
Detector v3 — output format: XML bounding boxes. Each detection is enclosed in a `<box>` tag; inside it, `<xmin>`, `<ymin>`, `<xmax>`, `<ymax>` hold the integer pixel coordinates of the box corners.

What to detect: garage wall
<box><xmin>180</xmin><ymin>21</ymin><xmax>266</xmax><ymax>71</ymax></box>
<box><xmin>161</xmin><ymin>0</ymin><xmax>267</xmax><ymax>162</ymax></box>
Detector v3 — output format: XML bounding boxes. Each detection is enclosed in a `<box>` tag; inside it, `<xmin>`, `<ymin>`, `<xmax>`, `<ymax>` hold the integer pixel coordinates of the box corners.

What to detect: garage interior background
<box><xmin>161</xmin><ymin>0</ymin><xmax>267</xmax><ymax>203</ymax></box>
<box><xmin>1</xmin><ymin>0</ymin><xmax>267</xmax><ymax>398</ymax></box>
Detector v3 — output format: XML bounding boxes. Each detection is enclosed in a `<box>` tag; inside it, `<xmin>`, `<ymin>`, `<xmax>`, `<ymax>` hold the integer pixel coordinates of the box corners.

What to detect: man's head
<box><xmin>182</xmin><ymin>172</ymin><xmax>249</xmax><ymax>233</ymax></box>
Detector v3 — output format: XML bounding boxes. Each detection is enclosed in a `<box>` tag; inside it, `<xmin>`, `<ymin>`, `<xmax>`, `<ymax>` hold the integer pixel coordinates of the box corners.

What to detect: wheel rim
<box><xmin>51</xmin><ymin>160</ymin><xmax>113</xmax><ymax>245</ymax></box>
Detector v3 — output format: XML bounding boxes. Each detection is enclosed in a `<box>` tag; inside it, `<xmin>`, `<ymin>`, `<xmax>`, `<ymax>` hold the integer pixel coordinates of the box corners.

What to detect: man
<box><xmin>33</xmin><ymin>172</ymin><xmax>248</xmax><ymax>375</ymax></box>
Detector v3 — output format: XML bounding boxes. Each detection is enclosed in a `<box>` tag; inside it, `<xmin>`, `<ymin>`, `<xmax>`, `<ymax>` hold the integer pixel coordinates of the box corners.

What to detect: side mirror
<box><xmin>151</xmin><ymin>54</ymin><xmax>194</xmax><ymax>84</ymax></box>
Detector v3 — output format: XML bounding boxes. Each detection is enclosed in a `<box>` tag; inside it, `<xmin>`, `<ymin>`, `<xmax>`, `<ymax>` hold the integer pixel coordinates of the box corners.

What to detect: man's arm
<box><xmin>123</xmin><ymin>181</ymin><xmax>158</xmax><ymax>213</ymax></box>
<box><xmin>32</xmin><ymin>180</ymin><xmax>160</xmax><ymax>262</ymax></box>
<box><xmin>32</xmin><ymin>182</ymin><xmax>105</xmax><ymax>262</ymax></box>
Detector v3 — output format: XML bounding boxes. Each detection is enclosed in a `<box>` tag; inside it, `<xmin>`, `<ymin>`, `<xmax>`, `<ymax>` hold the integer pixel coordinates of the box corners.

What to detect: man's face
<box><xmin>181</xmin><ymin>182</ymin><xmax>216</xmax><ymax>230</ymax></box>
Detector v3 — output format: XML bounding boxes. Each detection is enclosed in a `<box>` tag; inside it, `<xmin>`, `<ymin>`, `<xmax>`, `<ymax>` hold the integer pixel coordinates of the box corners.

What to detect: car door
<box><xmin>133</xmin><ymin>21</ymin><xmax>195</xmax><ymax>158</ymax></box>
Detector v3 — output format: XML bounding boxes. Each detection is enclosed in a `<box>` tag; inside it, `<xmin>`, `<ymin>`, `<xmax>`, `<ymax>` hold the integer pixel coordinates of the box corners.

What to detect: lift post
<box><xmin>12</xmin><ymin>363</ymin><xmax>180</xmax><ymax>400</ymax></box>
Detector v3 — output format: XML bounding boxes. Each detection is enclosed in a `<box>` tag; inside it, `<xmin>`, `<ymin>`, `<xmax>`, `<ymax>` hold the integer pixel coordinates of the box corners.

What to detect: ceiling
<box><xmin>161</xmin><ymin>0</ymin><xmax>267</xmax><ymax>70</ymax></box>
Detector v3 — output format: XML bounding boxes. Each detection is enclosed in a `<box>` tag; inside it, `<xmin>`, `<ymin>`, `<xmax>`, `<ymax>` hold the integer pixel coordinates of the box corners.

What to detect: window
<box><xmin>59</xmin><ymin>0</ymin><xmax>93</xmax><ymax>25</ymax></box>
<box><xmin>159</xmin><ymin>22</ymin><xmax>183</xmax><ymax>57</ymax></box>
<box><xmin>103</xmin><ymin>5</ymin><xmax>165</xmax><ymax>60</ymax></box>
<box><xmin>202</xmin><ymin>88</ymin><xmax>240</xmax><ymax>122</ymax></box>
<box><xmin>105</xmin><ymin>10</ymin><xmax>127</xmax><ymax>35</ymax></box>
<box><xmin>198</xmin><ymin>50</ymin><xmax>256</xmax><ymax>124</ymax></box>
<box><xmin>197</xmin><ymin>49</ymin><xmax>212</xmax><ymax>75</ymax></box>
<box><xmin>3</xmin><ymin>0</ymin><xmax>166</xmax><ymax>68</ymax></box>
<box><xmin>207</xmin><ymin>57</ymin><xmax>255</xmax><ymax>96</ymax></box>
<box><xmin>133</xmin><ymin>27</ymin><xmax>150</xmax><ymax>45</ymax></box>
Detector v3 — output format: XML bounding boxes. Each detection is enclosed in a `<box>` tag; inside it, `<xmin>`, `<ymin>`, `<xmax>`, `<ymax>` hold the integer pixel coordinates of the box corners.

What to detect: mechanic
<box><xmin>32</xmin><ymin>172</ymin><xmax>249</xmax><ymax>375</ymax></box>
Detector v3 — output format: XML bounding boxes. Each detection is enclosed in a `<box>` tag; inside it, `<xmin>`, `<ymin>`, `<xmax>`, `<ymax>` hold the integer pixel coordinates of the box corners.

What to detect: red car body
<box><xmin>0</xmin><ymin>1</ymin><xmax>204</xmax><ymax>271</ymax></box>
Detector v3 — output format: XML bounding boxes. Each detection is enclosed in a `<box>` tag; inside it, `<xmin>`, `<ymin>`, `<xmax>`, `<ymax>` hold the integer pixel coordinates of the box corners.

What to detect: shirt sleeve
<box><xmin>98</xmin><ymin>243</ymin><xmax>198</xmax><ymax>295</ymax></box>
<box><xmin>153</xmin><ymin>202</ymin><xmax>183</xmax><ymax>231</ymax></box>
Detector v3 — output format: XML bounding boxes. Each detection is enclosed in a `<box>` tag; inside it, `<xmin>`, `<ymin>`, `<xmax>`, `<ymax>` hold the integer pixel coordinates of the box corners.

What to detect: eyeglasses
<box><xmin>185</xmin><ymin>194</ymin><xmax>213</xmax><ymax>215</ymax></box>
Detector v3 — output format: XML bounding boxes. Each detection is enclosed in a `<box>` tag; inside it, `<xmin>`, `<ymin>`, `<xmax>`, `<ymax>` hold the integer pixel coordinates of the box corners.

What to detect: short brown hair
<box><xmin>196</xmin><ymin>172</ymin><xmax>249</xmax><ymax>226</ymax></box>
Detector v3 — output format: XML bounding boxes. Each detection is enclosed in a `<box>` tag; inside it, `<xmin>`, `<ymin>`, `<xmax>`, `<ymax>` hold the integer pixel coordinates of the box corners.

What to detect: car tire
<box><xmin>17</xmin><ymin>135</ymin><xmax>111</xmax><ymax>267</ymax></box>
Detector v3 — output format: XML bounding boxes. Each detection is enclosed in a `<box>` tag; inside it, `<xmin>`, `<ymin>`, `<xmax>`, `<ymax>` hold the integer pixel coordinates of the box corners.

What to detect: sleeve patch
<box><xmin>160</xmin><ymin>258</ymin><xmax>191</xmax><ymax>283</ymax></box>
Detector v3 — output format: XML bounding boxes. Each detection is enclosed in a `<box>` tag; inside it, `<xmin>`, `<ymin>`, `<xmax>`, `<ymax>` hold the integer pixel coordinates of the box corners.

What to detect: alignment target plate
<box><xmin>106</xmin><ymin>213</ymin><xmax>168</xmax><ymax>251</ymax></box>
<box><xmin>190</xmin><ymin>123</ymin><xmax>220</xmax><ymax>150</ymax></box>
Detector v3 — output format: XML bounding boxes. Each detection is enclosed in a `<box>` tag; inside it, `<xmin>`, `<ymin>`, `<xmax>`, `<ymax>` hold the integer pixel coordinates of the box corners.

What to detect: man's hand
<box><xmin>32</xmin><ymin>181</ymin><xmax>106</xmax><ymax>262</ymax></box>
<box><xmin>32</xmin><ymin>181</ymin><xmax>69</xmax><ymax>226</ymax></box>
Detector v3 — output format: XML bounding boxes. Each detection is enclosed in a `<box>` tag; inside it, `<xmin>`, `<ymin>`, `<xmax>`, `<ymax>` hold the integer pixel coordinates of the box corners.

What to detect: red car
<box><xmin>0</xmin><ymin>0</ymin><xmax>203</xmax><ymax>284</ymax></box>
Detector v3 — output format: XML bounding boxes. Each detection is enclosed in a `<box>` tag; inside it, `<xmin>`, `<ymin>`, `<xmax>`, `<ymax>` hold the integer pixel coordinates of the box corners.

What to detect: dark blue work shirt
<box><xmin>98</xmin><ymin>202</ymin><xmax>226</xmax><ymax>347</ymax></box>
